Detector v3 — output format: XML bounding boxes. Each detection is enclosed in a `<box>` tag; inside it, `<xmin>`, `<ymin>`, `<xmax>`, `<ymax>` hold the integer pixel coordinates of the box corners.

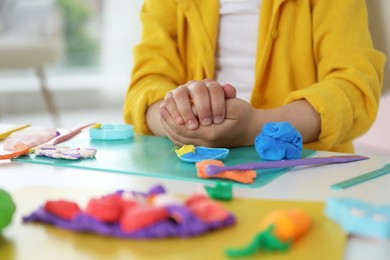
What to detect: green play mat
<box><xmin>14</xmin><ymin>134</ymin><xmax>315</xmax><ymax>188</ymax></box>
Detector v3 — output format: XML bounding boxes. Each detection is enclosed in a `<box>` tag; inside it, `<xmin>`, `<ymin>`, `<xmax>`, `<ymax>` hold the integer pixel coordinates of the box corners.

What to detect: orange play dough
<box><xmin>258</xmin><ymin>209</ymin><xmax>311</xmax><ymax>242</ymax></box>
<box><xmin>196</xmin><ymin>160</ymin><xmax>256</xmax><ymax>184</ymax></box>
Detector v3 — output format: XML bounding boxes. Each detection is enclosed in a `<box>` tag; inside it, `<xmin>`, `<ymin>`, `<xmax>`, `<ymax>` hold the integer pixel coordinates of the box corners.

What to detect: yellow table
<box><xmin>1</xmin><ymin>186</ymin><xmax>345</xmax><ymax>260</ymax></box>
<box><xmin>1</xmin><ymin>124</ymin><xmax>389</xmax><ymax>260</ymax></box>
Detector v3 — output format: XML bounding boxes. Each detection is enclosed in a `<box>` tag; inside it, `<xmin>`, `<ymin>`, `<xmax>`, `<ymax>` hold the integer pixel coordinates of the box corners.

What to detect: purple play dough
<box><xmin>23</xmin><ymin>186</ymin><xmax>236</xmax><ymax>239</ymax></box>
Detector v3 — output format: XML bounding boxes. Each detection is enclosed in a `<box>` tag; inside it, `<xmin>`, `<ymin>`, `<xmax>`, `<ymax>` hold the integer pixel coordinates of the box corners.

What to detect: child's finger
<box><xmin>187</xmin><ymin>82</ymin><xmax>213</xmax><ymax>127</ymax></box>
<box><xmin>173</xmin><ymin>85</ymin><xmax>200</xmax><ymax>130</ymax></box>
<box><xmin>206</xmin><ymin>80</ymin><xmax>226</xmax><ymax>124</ymax></box>
<box><xmin>222</xmin><ymin>83</ymin><xmax>237</xmax><ymax>99</ymax></box>
<box><xmin>162</xmin><ymin>92</ymin><xmax>184</xmax><ymax>125</ymax></box>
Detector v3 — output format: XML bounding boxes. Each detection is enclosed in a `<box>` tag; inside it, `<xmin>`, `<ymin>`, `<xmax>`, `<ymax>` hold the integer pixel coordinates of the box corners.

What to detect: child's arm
<box><xmin>159</xmin><ymin>98</ymin><xmax>320</xmax><ymax>148</ymax></box>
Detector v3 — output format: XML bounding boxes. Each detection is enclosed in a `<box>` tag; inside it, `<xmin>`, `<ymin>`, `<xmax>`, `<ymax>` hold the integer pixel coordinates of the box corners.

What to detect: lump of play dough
<box><xmin>225</xmin><ymin>208</ymin><xmax>311</xmax><ymax>257</ymax></box>
<box><xmin>185</xmin><ymin>194</ymin><xmax>230</xmax><ymax>223</ymax></box>
<box><xmin>3</xmin><ymin>128</ymin><xmax>59</xmax><ymax>151</ymax></box>
<box><xmin>204</xmin><ymin>181</ymin><xmax>233</xmax><ymax>201</ymax></box>
<box><xmin>175</xmin><ymin>145</ymin><xmax>229</xmax><ymax>163</ymax></box>
<box><xmin>254</xmin><ymin>122</ymin><xmax>302</xmax><ymax>161</ymax></box>
<box><xmin>86</xmin><ymin>197</ymin><xmax>123</xmax><ymax>223</ymax></box>
<box><xmin>44</xmin><ymin>200</ymin><xmax>81</xmax><ymax>221</ymax></box>
<box><xmin>0</xmin><ymin>189</ymin><xmax>16</xmax><ymax>231</ymax></box>
<box><xmin>120</xmin><ymin>205</ymin><xmax>169</xmax><ymax>232</ymax></box>
<box><xmin>196</xmin><ymin>160</ymin><xmax>256</xmax><ymax>184</ymax></box>
<box><xmin>23</xmin><ymin>185</ymin><xmax>236</xmax><ymax>239</ymax></box>
<box><xmin>33</xmin><ymin>145</ymin><xmax>97</xmax><ymax>160</ymax></box>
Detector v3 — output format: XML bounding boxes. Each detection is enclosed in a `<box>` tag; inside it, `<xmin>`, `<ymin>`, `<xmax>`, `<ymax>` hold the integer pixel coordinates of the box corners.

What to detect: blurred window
<box><xmin>0</xmin><ymin>0</ymin><xmax>103</xmax><ymax>83</ymax></box>
<box><xmin>56</xmin><ymin>0</ymin><xmax>102</xmax><ymax>71</ymax></box>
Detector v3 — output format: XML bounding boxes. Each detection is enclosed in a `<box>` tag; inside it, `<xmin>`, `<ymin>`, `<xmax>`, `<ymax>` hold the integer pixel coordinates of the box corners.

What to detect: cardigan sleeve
<box><xmin>285</xmin><ymin>0</ymin><xmax>386</xmax><ymax>152</ymax></box>
<box><xmin>123</xmin><ymin>0</ymin><xmax>186</xmax><ymax>134</ymax></box>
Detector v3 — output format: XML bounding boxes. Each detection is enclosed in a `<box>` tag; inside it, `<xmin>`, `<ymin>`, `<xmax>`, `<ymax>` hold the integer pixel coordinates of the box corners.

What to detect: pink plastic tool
<box><xmin>51</xmin><ymin>122</ymin><xmax>96</xmax><ymax>145</ymax></box>
<box><xmin>204</xmin><ymin>155</ymin><xmax>369</xmax><ymax>177</ymax></box>
<box><xmin>32</xmin><ymin>122</ymin><xmax>96</xmax><ymax>151</ymax></box>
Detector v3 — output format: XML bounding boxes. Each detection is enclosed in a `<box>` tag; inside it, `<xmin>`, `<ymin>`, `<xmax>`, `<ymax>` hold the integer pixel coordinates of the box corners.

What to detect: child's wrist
<box><xmin>247</xmin><ymin>109</ymin><xmax>264</xmax><ymax>146</ymax></box>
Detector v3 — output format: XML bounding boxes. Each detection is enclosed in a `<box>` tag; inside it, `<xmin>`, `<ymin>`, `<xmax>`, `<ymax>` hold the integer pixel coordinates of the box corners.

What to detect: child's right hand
<box><xmin>159</xmin><ymin>79</ymin><xmax>236</xmax><ymax>130</ymax></box>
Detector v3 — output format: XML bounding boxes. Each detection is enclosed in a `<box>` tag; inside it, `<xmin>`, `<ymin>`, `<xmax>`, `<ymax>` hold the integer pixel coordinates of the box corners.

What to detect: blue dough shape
<box><xmin>179</xmin><ymin>147</ymin><xmax>229</xmax><ymax>163</ymax></box>
<box><xmin>325</xmin><ymin>198</ymin><xmax>390</xmax><ymax>240</ymax></box>
<box><xmin>254</xmin><ymin>122</ymin><xmax>302</xmax><ymax>161</ymax></box>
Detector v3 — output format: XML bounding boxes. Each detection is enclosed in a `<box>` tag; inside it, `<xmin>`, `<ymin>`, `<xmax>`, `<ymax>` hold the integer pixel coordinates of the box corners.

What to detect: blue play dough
<box><xmin>179</xmin><ymin>147</ymin><xmax>229</xmax><ymax>163</ymax></box>
<box><xmin>255</xmin><ymin>122</ymin><xmax>302</xmax><ymax>161</ymax></box>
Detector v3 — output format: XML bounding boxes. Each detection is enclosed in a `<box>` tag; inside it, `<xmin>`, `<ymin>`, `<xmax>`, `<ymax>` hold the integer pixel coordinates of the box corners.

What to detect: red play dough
<box><xmin>44</xmin><ymin>200</ymin><xmax>81</xmax><ymax>221</ymax></box>
<box><xmin>103</xmin><ymin>194</ymin><xmax>138</xmax><ymax>211</ymax></box>
<box><xmin>186</xmin><ymin>195</ymin><xmax>229</xmax><ymax>223</ymax></box>
<box><xmin>120</xmin><ymin>205</ymin><xmax>168</xmax><ymax>233</ymax></box>
<box><xmin>86</xmin><ymin>197</ymin><xmax>122</xmax><ymax>223</ymax></box>
<box><xmin>185</xmin><ymin>194</ymin><xmax>209</xmax><ymax>207</ymax></box>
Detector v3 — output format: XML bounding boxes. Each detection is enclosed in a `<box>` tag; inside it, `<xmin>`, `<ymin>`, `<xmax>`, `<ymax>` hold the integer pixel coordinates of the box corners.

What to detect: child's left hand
<box><xmin>159</xmin><ymin>79</ymin><xmax>236</xmax><ymax>130</ymax></box>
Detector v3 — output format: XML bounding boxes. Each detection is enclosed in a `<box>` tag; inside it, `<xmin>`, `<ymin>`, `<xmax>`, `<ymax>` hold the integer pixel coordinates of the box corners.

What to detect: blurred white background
<box><xmin>0</xmin><ymin>0</ymin><xmax>389</xmax><ymax>155</ymax></box>
<box><xmin>0</xmin><ymin>0</ymin><xmax>142</xmax><ymax>125</ymax></box>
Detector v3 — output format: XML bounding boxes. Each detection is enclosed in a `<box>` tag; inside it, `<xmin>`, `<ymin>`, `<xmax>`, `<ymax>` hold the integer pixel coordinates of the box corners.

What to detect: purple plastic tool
<box><xmin>204</xmin><ymin>155</ymin><xmax>369</xmax><ymax>177</ymax></box>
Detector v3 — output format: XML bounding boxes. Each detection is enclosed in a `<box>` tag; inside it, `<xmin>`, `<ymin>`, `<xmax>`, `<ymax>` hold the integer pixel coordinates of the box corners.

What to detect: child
<box><xmin>124</xmin><ymin>0</ymin><xmax>386</xmax><ymax>152</ymax></box>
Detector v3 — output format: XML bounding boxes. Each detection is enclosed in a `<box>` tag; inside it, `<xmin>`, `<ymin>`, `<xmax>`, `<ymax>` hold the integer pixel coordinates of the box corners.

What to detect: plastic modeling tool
<box><xmin>197</xmin><ymin>160</ymin><xmax>257</xmax><ymax>184</ymax></box>
<box><xmin>331</xmin><ymin>163</ymin><xmax>390</xmax><ymax>190</ymax></box>
<box><xmin>205</xmin><ymin>155</ymin><xmax>369</xmax><ymax>176</ymax></box>
<box><xmin>51</xmin><ymin>122</ymin><xmax>96</xmax><ymax>145</ymax></box>
<box><xmin>0</xmin><ymin>124</ymin><xmax>31</xmax><ymax>140</ymax></box>
<box><xmin>30</xmin><ymin>122</ymin><xmax>96</xmax><ymax>152</ymax></box>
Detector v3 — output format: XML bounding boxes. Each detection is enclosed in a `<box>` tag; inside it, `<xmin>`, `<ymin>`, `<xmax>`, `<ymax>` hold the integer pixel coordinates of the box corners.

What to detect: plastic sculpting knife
<box><xmin>30</xmin><ymin>122</ymin><xmax>96</xmax><ymax>152</ymax></box>
<box><xmin>331</xmin><ymin>163</ymin><xmax>390</xmax><ymax>190</ymax></box>
<box><xmin>0</xmin><ymin>124</ymin><xmax>31</xmax><ymax>140</ymax></box>
<box><xmin>51</xmin><ymin>122</ymin><xmax>96</xmax><ymax>145</ymax></box>
<box><xmin>204</xmin><ymin>155</ymin><xmax>369</xmax><ymax>176</ymax></box>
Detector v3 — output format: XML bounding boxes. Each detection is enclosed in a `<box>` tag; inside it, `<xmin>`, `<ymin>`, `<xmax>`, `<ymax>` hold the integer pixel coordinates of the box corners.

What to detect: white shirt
<box><xmin>215</xmin><ymin>0</ymin><xmax>261</xmax><ymax>101</ymax></box>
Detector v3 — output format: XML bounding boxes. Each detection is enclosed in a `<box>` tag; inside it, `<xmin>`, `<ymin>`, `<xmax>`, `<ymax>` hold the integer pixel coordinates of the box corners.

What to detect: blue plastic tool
<box><xmin>331</xmin><ymin>163</ymin><xmax>390</xmax><ymax>190</ymax></box>
<box><xmin>89</xmin><ymin>124</ymin><xmax>134</xmax><ymax>140</ymax></box>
